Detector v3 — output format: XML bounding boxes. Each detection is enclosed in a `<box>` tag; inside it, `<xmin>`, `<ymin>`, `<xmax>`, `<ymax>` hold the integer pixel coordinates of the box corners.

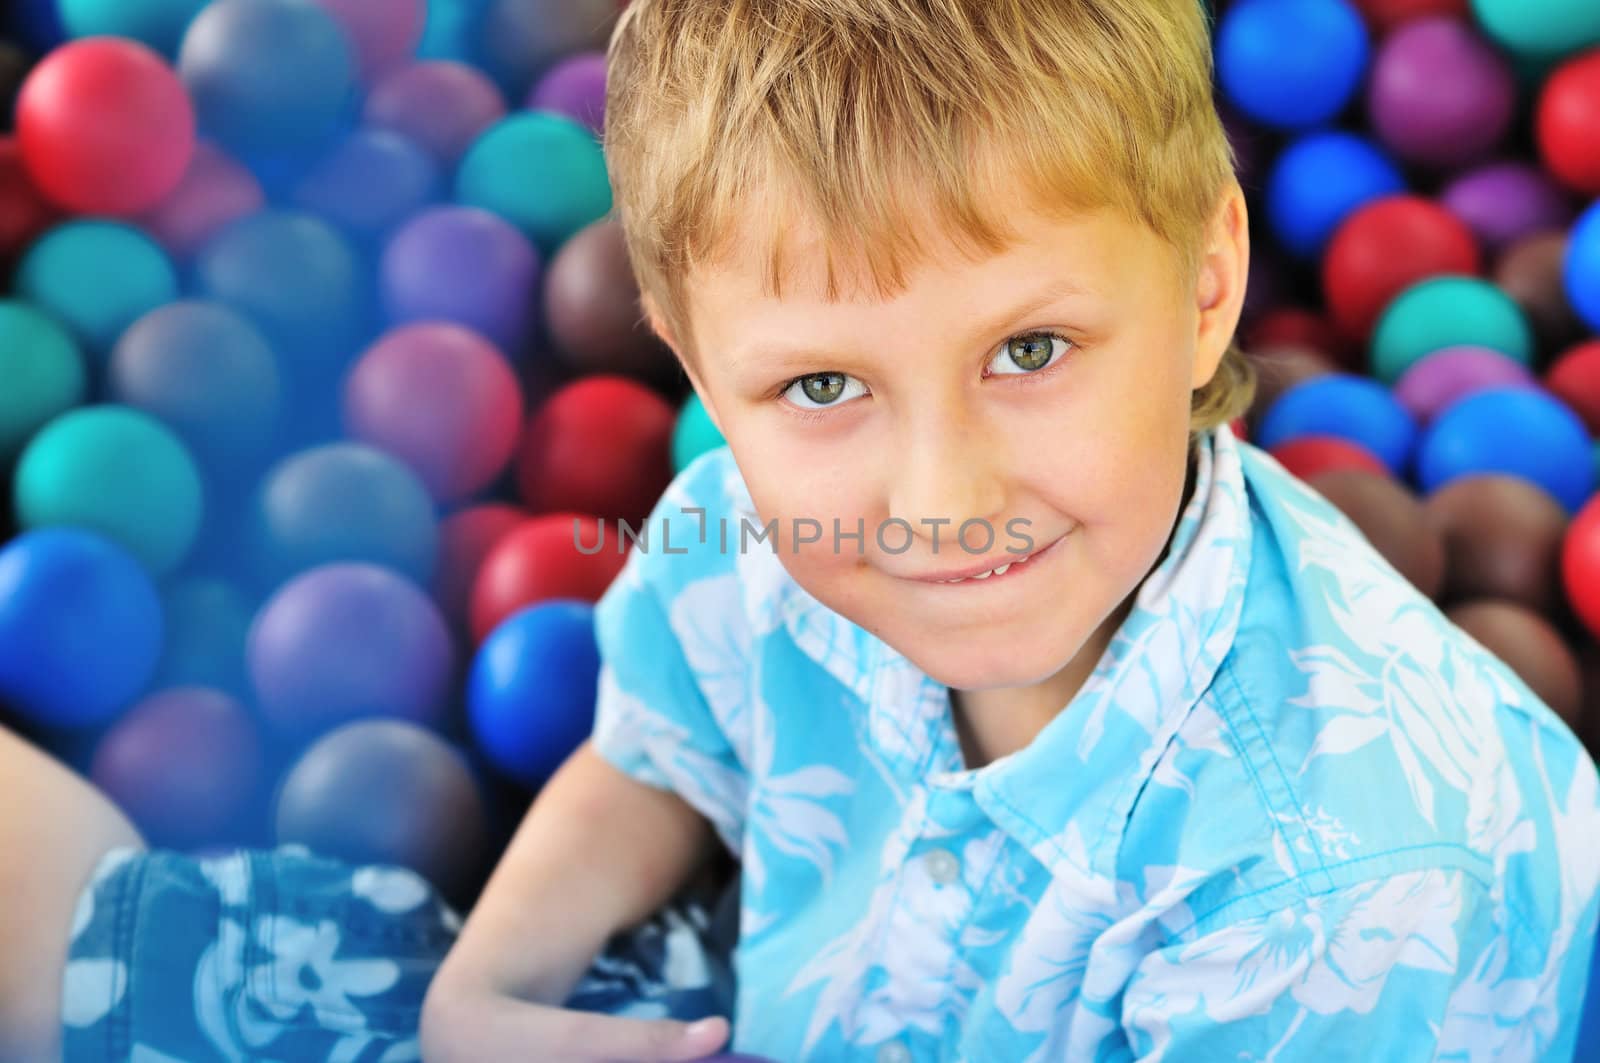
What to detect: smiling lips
<box><xmin>911</xmin><ymin>533</ymin><xmax>1066</xmax><ymax>585</ymax></box>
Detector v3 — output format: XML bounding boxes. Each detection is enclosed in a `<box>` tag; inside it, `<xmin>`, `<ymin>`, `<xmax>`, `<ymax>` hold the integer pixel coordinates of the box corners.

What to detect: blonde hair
<box><xmin>603</xmin><ymin>0</ymin><xmax>1255</xmax><ymax>434</ymax></box>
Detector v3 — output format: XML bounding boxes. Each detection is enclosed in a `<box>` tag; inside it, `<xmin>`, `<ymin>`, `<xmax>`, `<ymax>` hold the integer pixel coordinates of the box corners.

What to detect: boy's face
<box><xmin>657</xmin><ymin>185</ymin><xmax>1248</xmax><ymax>695</ymax></box>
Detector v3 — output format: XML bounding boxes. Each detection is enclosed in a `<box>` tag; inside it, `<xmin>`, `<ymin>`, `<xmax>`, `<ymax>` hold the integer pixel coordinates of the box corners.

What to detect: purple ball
<box><xmin>247</xmin><ymin>562</ymin><xmax>455</xmax><ymax>739</ymax></box>
<box><xmin>365</xmin><ymin>60</ymin><xmax>507</xmax><ymax>167</ymax></box>
<box><xmin>526</xmin><ymin>51</ymin><xmax>607</xmax><ymax>137</ymax></box>
<box><xmin>1367</xmin><ymin>17</ymin><xmax>1516</xmax><ymax>169</ymax></box>
<box><xmin>135</xmin><ymin>142</ymin><xmax>264</xmax><ymax>261</ymax></box>
<box><xmin>1441</xmin><ymin>161</ymin><xmax>1575</xmax><ymax>256</ymax></box>
<box><xmin>381</xmin><ymin>205</ymin><xmax>541</xmax><ymax>352</ymax></box>
<box><xmin>293</xmin><ymin>128</ymin><xmax>441</xmax><ymax>240</ymax></box>
<box><xmin>308</xmin><ymin>0</ymin><xmax>425</xmax><ymax>83</ymax></box>
<box><xmin>1393</xmin><ymin>345</ymin><xmax>1540</xmax><ymax>424</ymax></box>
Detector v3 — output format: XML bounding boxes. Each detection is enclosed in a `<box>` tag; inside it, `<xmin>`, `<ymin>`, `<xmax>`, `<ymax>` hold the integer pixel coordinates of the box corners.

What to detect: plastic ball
<box><xmin>1474</xmin><ymin>0</ymin><xmax>1600</xmax><ymax>66</ymax></box>
<box><xmin>0</xmin><ymin>138</ymin><xmax>62</xmax><ymax>273</ymax></box>
<box><xmin>544</xmin><ymin>219</ymin><xmax>677</xmax><ymax>384</ymax></box>
<box><xmin>248</xmin><ymin>562</ymin><xmax>454</xmax><ymax>737</ymax></box>
<box><xmin>90</xmin><ymin>687</ymin><xmax>261</xmax><ymax>848</ymax></box>
<box><xmin>1321</xmin><ymin>195</ymin><xmax>1481</xmax><ymax>344</ymax></box>
<box><xmin>0</xmin><ymin>528</ymin><xmax>163</xmax><ymax>728</ymax></box>
<box><xmin>470</xmin><ymin>514</ymin><xmax>627</xmax><ymax>643</ymax></box>
<box><xmin>1426</xmin><ymin>474</ymin><xmax>1569</xmax><ymax>612</ymax></box>
<box><xmin>516</xmin><ymin>376</ymin><xmax>676</xmax><ymax>525</ymax></box>
<box><xmin>1371</xmin><ymin>276</ymin><xmax>1534</xmax><ymax>384</ymax></box>
<box><xmin>275</xmin><ymin>718</ymin><xmax>487</xmax><ymax>899</ymax></box>
<box><xmin>254</xmin><ymin>443</ymin><xmax>439</xmax><ymax>587</ymax></box>
<box><xmin>433</xmin><ymin>503</ymin><xmax>526</xmax><ymax>634</ymax></box>
<box><xmin>1257</xmin><ymin>373</ymin><xmax>1419</xmax><ymax>476</ymax></box>
<box><xmin>1441</xmin><ymin>161</ymin><xmax>1575</xmax><ymax>257</ymax></box>
<box><xmin>152</xmin><ymin>576</ymin><xmax>256</xmax><ymax>700</ymax></box>
<box><xmin>674</xmin><ymin>393</ymin><xmax>727</xmax><ymax>474</ymax></box>
<box><xmin>1537</xmin><ymin>49</ymin><xmax>1600</xmax><ymax>195</ymax></box>
<box><xmin>1216</xmin><ymin>0</ymin><xmax>1370</xmax><ymax>130</ymax></box>
<box><xmin>308</xmin><ymin>0</ymin><xmax>425</xmax><ymax>83</ymax></box>
<box><xmin>474</xmin><ymin>0</ymin><xmax>618</xmax><ymax>103</ymax></box>
<box><xmin>0</xmin><ymin>299</ymin><xmax>86</xmax><ymax>465</ymax></box>
<box><xmin>381</xmin><ymin>205</ymin><xmax>539</xmax><ymax>352</ymax></box>
<box><xmin>1350</xmin><ymin>0</ymin><xmax>1468</xmax><ymax>34</ymax></box>
<box><xmin>1267</xmin><ymin>435</ymin><xmax>1389</xmax><ymax>481</ymax></box>
<box><xmin>1265</xmin><ymin>132</ymin><xmax>1406</xmax><ymax>260</ymax></box>
<box><xmin>1305</xmin><ymin>468</ymin><xmax>1445</xmax><ymax>598</ymax></box>
<box><xmin>1565</xmin><ymin>200</ymin><xmax>1600</xmax><ymax>332</ymax></box>
<box><xmin>343</xmin><ymin>322</ymin><xmax>524</xmax><ymax>504</ymax></box>
<box><xmin>416</xmin><ymin>0</ymin><xmax>485</xmax><ymax>65</ymax></box>
<box><xmin>1367</xmin><ymin>17</ymin><xmax>1514</xmax><ymax>168</ymax></box>
<box><xmin>15</xmin><ymin>405</ymin><xmax>204</xmax><ymax>576</ymax></box>
<box><xmin>58</xmin><ymin>0</ymin><xmax>211</xmax><ymax>57</ymax></box>
<box><xmin>178</xmin><ymin>0</ymin><xmax>357</xmax><ymax>160</ymax></box>
<box><xmin>16</xmin><ymin>38</ymin><xmax>195</xmax><ymax>215</ymax></box>
<box><xmin>107</xmin><ymin>300</ymin><xmax>283</xmax><ymax>478</ymax></box>
<box><xmin>456</xmin><ymin>111</ymin><xmax>613</xmax><ymax>254</ymax></box>
<box><xmin>468</xmin><ymin>599</ymin><xmax>599</xmax><ymax>788</ymax></box>
<box><xmin>1417</xmin><ymin>387</ymin><xmax>1595</xmax><ymax>512</ymax></box>
<box><xmin>1546</xmin><ymin>339</ymin><xmax>1600</xmax><ymax>433</ymax></box>
<box><xmin>1565</xmin><ymin>494</ymin><xmax>1600</xmax><ymax>640</ymax></box>
<box><xmin>527</xmin><ymin>52</ymin><xmax>607</xmax><ymax>137</ymax></box>
<box><xmin>364</xmin><ymin>60</ymin><xmax>506</xmax><ymax>167</ymax></box>
<box><xmin>1495</xmin><ymin>232</ymin><xmax>1588</xmax><ymax>358</ymax></box>
<box><xmin>292</xmin><ymin>128</ymin><xmax>440</xmax><ymax>241</ymax></box>
<box><xmin>1246</xmin><ymin>311</ymin><xmax>1351</xmax><ymax>365</ymax></box>
<box><xmin>14</xmin><ymin>220</ymin><xmax>178</xmax><ymax>363</ymax></box>
<box><xmin>1392</xmin><ymin>346</ymin><xmax>1538</xmax><ymax>424</ymax></box>
<box><xmin>135</xmin><ymin>141</ymin><xmax>265</xmax><ymax>260</ymax></box>
<box><xmin>1446</xmin><ymin>599</ymin><xmax>1582</xmax><ymax>723</ymax></box>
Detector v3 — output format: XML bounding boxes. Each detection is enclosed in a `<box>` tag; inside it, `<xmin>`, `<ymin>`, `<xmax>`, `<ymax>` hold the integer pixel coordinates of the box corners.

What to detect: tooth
<box><xmin>993</xmin><ymin>563</ymin><xmax>1011</xmax><ymax>576</ymax></box>
<box><xmin>972</xmin><ymin>570</ymin><xmax>992</xmax><ymax>580</ymax></box>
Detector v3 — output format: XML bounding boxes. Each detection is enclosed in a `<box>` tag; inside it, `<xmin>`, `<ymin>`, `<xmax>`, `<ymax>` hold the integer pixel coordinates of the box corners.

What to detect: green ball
<box><xmin>1471</xmin><ymin>0</ymin><xmax>1600</xmax><ymax>65</ymax></box>
<box><xmin>672</xmin><ymin>392</ymin><xmax>726</xmax><ymax>473</ymax></box>
<box><xmin>15</xmin><ymin>221</ymin><xmax>179</xmax><ymax>364</ymax></box>
<box><xmin>457</xmin><ymin>112</ymin><xmax>612</xmax><ymax>255</ymax></box>
<box><xmin>59</xmin><ymin>0</ymin><xmax>210</xmax><ymax>57</ymax></box>
<box><xmin>1370</xmin><ymin>276</ymin><xmax>1534</xmax><ymax>385</ymax></box>
<box><xmin>0</xmin><ymin>301</ymin><xmax>87</xmax><ymax>465</ymax></box>
<box><xmin>15</xmin><ymin>406</ymin><xmax>204</xmax><ymax>576</ymax></box>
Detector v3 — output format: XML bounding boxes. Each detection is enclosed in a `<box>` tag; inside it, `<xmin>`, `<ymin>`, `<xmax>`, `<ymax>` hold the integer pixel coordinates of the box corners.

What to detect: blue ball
<box><xmin>1257</xmin><ymin>373</ymin><xmax>1420</xmax><ymax>476</ymax></box>
<box><xmin>1217</xmin><ymin>0</ymin><xmax>1370</xmax><ymax>130</ymax></box>
<box><xmin>1266</xmin><ymin>132</ymin><xmax>1406</xmax><ymax>259</ymax></box>
<box><xmin>1417</xmin><ymin>387</ymin><xmax>1596</xmax><ymax>513</ymax></box>
<box><xmin>0</xmin><ymin>528</ymin><xmax>164</xmax><ymax>728</ymax></box>
<box><xmin>1565</xmin><ymin>200</ymin><xmax>1600</xmax><ymax>333</ymax></box>
<box><xmin>292</xmin><ymin>129</ymin><xmax>441</xmax><ymax>242</ymax></box>
<box><xmin>59</xmin><ymin>0</ymin><xmax>211</xmax><ymax>58</ymax></box>
<box><xmin>468</xmin><ymin>600</ymin><xmax>599</xmax><ymax>789</ymax></box>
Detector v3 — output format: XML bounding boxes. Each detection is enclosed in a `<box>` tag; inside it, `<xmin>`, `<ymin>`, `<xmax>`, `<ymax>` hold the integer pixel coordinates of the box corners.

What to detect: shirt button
<box><xmin>923</xmin><ymin>847</ymin><xmax>960</xmax><ymax>885</ymax></box>
<box><xmin>877</xmin><ymin>1041</ymin><xmax>913</xmax><ymax>1063</ymax></box>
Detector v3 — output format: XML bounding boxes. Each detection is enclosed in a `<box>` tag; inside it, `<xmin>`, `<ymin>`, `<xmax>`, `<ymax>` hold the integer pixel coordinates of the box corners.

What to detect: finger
<box><xmin>544</xmin><ymin>1007</ymin><xmax>730</xmax><ymax>1063</ymax></box>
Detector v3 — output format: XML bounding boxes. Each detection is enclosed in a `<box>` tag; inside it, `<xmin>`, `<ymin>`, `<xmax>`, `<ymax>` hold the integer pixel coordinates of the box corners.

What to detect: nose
<box><xmin>885</xmin><ymin>398</ymin><xmax>1007</xmax><ymax>554</ymax></box>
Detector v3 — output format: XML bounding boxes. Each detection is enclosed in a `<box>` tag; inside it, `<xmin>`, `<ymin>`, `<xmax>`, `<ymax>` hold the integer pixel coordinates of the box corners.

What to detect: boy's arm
<box><xmin>420</xmin><ymin>738</ymin><xmax>727</xmax><ymax>1061</ymax></box>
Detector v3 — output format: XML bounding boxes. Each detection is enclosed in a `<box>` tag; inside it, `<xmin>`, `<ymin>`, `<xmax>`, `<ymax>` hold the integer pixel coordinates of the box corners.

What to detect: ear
<box><xmin>640</xmin><ymin>291</ymin><xmax>726</xmax><ymax>436</ymax></box>
<box><xmin>1190</xmin><ymin>182</ymin><xmax>1250</xmax><ymax>391</ymax></box>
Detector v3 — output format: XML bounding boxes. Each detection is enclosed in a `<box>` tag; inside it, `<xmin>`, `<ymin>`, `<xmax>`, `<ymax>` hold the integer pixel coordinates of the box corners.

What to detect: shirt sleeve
<box><xmin>1118</xmin><ymin>868</ymin><xmax>1565</xmax><ymax>1061</ymax></box>
<box><xmin>588</xmin><ymin>551</ymin><xmax>750</xmax><ymax>860</ymax></box>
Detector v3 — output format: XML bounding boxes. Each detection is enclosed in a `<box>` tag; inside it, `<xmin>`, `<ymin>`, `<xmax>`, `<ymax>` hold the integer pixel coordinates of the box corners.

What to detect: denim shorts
<box><xmin>61</xmin><ymin>845</ymin><xmax>741</xmax><ymax>1062</ymax></box>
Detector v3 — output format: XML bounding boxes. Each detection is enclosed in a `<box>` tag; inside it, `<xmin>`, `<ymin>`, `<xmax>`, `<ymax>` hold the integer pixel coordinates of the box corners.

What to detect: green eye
<box><xmin>799</xmin><ymin>373</ymin><xmax>847</xmax><ymax>405</ymax></box>
<box><xmin>1006</xmin><ymin>335</ymin><xmax>1055</xmax><ymax>371</ymax></box>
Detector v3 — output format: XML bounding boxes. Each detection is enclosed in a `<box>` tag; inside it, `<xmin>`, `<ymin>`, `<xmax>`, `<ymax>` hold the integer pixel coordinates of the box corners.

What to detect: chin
<box><xmin>899</xmin><ymin>639</ymin><xmax>1076</xmax><ymax>693</ymax></box>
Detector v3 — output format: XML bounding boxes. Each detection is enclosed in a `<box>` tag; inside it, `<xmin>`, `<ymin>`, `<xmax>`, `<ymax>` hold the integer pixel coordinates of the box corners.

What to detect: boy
<box><xmin>423</xmin><ymin>0</ymin><xmax>1600</xmax><ymax>1061</ymax></box>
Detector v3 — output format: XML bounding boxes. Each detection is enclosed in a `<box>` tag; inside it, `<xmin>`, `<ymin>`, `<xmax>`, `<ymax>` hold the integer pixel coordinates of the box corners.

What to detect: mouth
<box><xmin>911</xmin><ymin>532</ymin><xmax>1068</xmax><ymax>587</ymax></box>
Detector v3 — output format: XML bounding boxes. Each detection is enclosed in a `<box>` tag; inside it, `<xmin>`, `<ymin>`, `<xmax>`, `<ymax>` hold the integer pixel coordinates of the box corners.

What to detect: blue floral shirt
<box><xmin>589</xmin><ymin>424</ymin><xmax>1600</xmax><ymax>1062</ymax></box>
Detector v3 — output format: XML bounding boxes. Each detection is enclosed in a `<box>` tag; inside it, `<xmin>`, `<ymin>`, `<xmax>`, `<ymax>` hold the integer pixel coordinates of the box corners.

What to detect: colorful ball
<box><xmin>470</xmin><ymin>514</ymin><xmax>627</xmax><ymax>643</ymax></box>
<box><xmin>1216</xmin><ymin>0</ymin><xmax>1370</xmax><ymax>130</ymax></box>
<box><xmin>1256</xmin><ymin>373</ymin><xmax>1420</xmax><ymax>476</ymax></box>
<box><xmin>343</xmin><ymin>322</ymin><xmax>524</xmax><ymax>504</ymax></box>
<box><xmin>674</xmin><ymin>393</ymin><xmax>727</xmax><ymax>474</ymax></box>
<box><xmin>468</xmin><ymin>599</ymin><xmax>599</xmax><ymax>788</ymax></box>
<box><xmin>1565</xmin><ymin>200</ymin><xmax>1600</xmax><ymax>332</ymax></box>
<box><xmin>16</xmin><ymin>37</ymin><xmax>195</xmax><ymax>214</ymax></box>
<box><xmin>1495</xmin><ymin>232</ymin><xmax>1588</xmax><ymax>358</ymax></box>
<box><xmin>292</xmin><ymin>128</ymin><xmax>439</xmax><ymax>241</ymax></box>
<box><xmin>1536</xmin><ymin>48</ymin><xmax>1600</xmax><ymax>195</ymax></box>
<box><xmin>474</xmin><ymin>0</ymin><xmax>618</xmax><ymax>103</ymax></box>
<box><xmin>1546</xmin><ymin>339</ymin><xmax>1600</xmax><ymax>433</ymax></box>
<box><xmin>1265</xmin><ymin>131</ymin><xmax>1406</xmax><ymax>259</ymax></box>
<box><xmin>14</xmin><ymin>220</ymin><xmax>178</xmax><ymax>363</ymax></box>
<box><xmin>364</xmin><ymin>60</ymin><xmax>506</xmax><ymax>167</ymax></box>
<box><xmin>1267</xmin><ymin>435</ymin><xmax>1389</xmax><ymax>481</ymax></box>
<box><xmin>1368</xmin><ymin>17</ymin><xmax>1515</xmax><ymax>168</ymax></box>
<box><xmin>1417</xmin><ymin>387</ymin><xmax>1595</xmax><ymax>512</ymax></box>
<box><xmin>0</xmin><ymin>299</ymin><xmax>85</xmax><ymax>465</ymax></box>
<box><xmin>381</xmin><ymin>205</ymin><xmax>539</xmax><ymax>352</ymax></box>
<box><xmin>516</xmin><ymin>375</ymin><xmax>676</xmax><ymax>526</ymax></box>
<box><xmin>1305</xmin><ymin>468</ymin><xmax>1445</xmax><ymax>599</ymax></box>
<box><xmin>307</xmin><ymin>0</ymin><xmax>425</xmax><ymax>83</ymax></box>
<box><xmin>527</xmin><ymin>51</ymin><xmax>607</xmax><ymax>137</ymax></box>
<box><xmin>1370</xmin><ymin>276</ymin><xmax>1535</xmax><ymax>384</ymax></box>
<box><xmin>58</xmin><ymin>0</ymin><xmax>211</xmax><ymax>57</ymax></box>
<box><xmin>1392</xmin><ymin>346</ymin><xmax>1538</xmax><ymax>424</ymax></box>
<box><xmin>1426</xmin><ymin>474</ymin><xmax>1569</xmax><ymax>613</ymax></box>
<box><xmin>1564</xmin><ymin>494</ymin><xmax>1600</xmax><ymax>640</ymax></box>
<box><xmin>14</xmin><ymin>405</ymin><xmax>204</xmax><ymax>576</ymax></box>
<box><xmin>456</xmin><ymin>111</ymin><xmax>613</xmax><ymax>254</ymax></box>
<box><xmin>544</xmin><ymin>219</ymin><xmax>677</xmax><ymax>385</ymax></box>
<box><xmin>433</xmin><ymin>503</ymin><xmax>526</xmax><ymax>634</ymax></box>
<box><xmin>1350</xmin><ymin>0</ymin><xmax>1468</xmax><ymax>35</ymax></box>
<box><xmin>135</xmin><ymin>141</ymin><xmax>265</xmax><ymax>261</ymax></box>
<box><xmin>1446</xmin><ymin>599</ymin><xmax>1582</xmax><ymax>723</ymax></box>
<box><xmin>0</xmin><ymin>528</ymin><xmax>163</xmax><ymax>728</ymax></box>
<box><xmin>0</xmin><ymin>138</ymin><xmax>62</xmax><ymax>274</ymax></box>
<box><xmin>1441</xmin><ymin>161</ymin><xmax>1575</xmax><ymax>257</ymax></box>
<box><xmin>1473</xmin><ymin>0</ymin><xmax>1600</xmax><ymax>66</ymax></box>
<box><xmin>247</xmin><ymin>562</ymin><xmax>454</xmax><ymax>737</ymax></box>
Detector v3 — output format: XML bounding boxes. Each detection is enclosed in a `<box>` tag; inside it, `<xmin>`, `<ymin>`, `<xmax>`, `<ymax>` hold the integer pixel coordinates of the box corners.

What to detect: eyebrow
<box><xmin>727</xmin><ymin>275</ymin><xmax>1097</xmax><ymax>376</ymax></box>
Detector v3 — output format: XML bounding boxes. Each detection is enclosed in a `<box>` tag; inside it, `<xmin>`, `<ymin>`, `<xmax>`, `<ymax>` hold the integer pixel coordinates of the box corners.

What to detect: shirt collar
<box><xmin>775</xmin><ymin>425</ymin><xmax>1255</xmax><ymax>881</ymax></box>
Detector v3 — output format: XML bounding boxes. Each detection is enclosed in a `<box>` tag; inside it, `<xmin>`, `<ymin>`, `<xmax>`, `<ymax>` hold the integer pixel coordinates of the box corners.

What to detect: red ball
<box><xmin>1349</xmin><ymin>0</ymin><xmax>1468</xmax><ymax>35</ymax></box>
<box><xmin>433</xmin><ymin>503</ymin><xmax>526</xmax><ymax>635</ymax></box>
<box><xmin>1537</xmin><ymin>49</ymin><xmax>1600</xmax><ymax>197</ymax></box>
<box><xmin>1322</xmin><ymin>195</ymin><xmax>1482</xmax><ymax>344</ymax></box>
<box><xmin>470</xmin><ymin>513</ymin><xmax>628</xmax><ymax>643</ymax></box>
<box><xmin>1546</xmin><ymin>340</ymin><xmax>1600</xmax><ymax>436</ymax></box>
<box><xmin>0</xmin><ymin>137</ymin><xmax>61</xmax><ymax>275</ymax></box>
<box><xmin>1244</xmin><ymin>308</ymin><xmax>1351</xmax><ymax>367</ymax></box>
<box><xmin>16</xmin><ymin>39</ymin><xmax>195</xmax><ymax>216</ymax></box>
<box><xmin>1269</xmin><ymin>435</ymin><xmax>1390</xmax><ymax>481</ymax></box>
<box><xmin>1565</xmin><ymin>495</ymin><xmax>1600</xmax><ymax>641</ymax></box>
<box><xmin>516</xmin><ymin>375</ymin><xmax>676</xmax><ymax>526</ymax></box>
